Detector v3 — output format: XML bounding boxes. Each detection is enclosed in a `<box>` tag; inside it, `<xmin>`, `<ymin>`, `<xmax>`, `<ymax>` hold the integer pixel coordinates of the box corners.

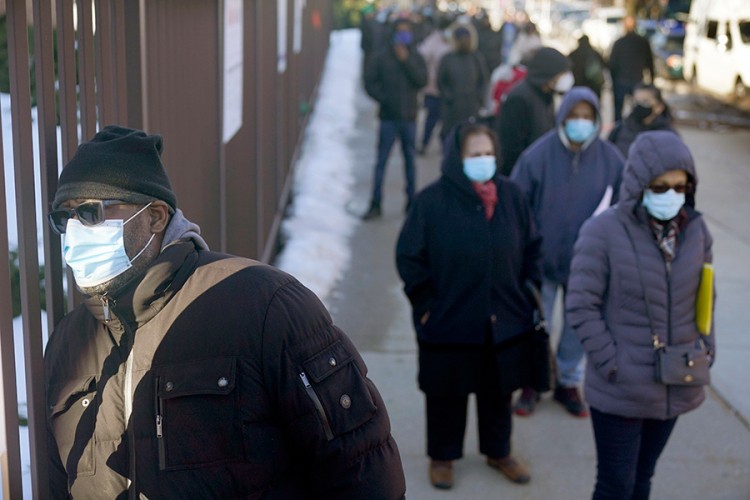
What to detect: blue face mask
<box><xmin>642</xmin><ymin>189</ymin><xmax>685</xmax><ymax>221</ymax></box>
<box><xmin>565</xmin><ymin>118</ymin><xmax>596</xmax><ymax>143</ymax></box>
<box><xmin>63</xmin><ymin>203</ymin><xmax>154</xmax><ymax>288</ymax></box>
<box><xmin>393</xmin><ymin>31</ymin><xmax>413</xmax><ymax>46</ymax></box>
<box><xmin>463</xmin><ymin>156</ymin><xmax>497</xmax><ymax>183</ymax></box>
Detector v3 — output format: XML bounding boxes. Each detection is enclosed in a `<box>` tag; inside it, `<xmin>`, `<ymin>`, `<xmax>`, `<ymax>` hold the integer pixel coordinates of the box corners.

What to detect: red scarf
<box><xmin>471</xmin><ymin>181</ymin><xmax>498</xmax><ymax>220</ymax></box>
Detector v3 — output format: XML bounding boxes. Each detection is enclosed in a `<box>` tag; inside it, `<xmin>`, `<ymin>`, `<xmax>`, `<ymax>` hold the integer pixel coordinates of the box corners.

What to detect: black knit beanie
<box><xmin>52</xmin><ymin>125</ymin><xmax>177</xmax><ymax>211</ymax></box>
<box><xmin>525</xmin><ymin>47</ymin><xmax>572</xmax><ymax>88</ymax></box>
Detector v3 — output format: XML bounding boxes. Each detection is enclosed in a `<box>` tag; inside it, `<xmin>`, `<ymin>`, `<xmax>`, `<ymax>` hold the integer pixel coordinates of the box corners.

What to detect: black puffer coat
<box><xmin>45</xmin><ymin>240</ymin><xmax>406</xmax><ymax>499</ymax></box>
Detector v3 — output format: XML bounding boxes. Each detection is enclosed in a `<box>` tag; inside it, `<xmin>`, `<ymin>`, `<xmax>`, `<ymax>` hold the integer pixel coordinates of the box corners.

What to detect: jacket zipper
<box><xmin>155</xmin><ymin>376</ymin><xmax>166</xmax><ymax>470</ymax></box>
<box><xmin>299</xmin><ymin>372</ymin><xmax>334</xmax><ymax>441</ymax></box>
<box><xmin>665</xmin><ymin>260</ymin><xmax>673</xmax><ymax>419</ymax></box>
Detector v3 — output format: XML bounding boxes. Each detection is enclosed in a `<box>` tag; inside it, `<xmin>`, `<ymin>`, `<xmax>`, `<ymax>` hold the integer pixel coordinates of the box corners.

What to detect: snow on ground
<box><xmin>274</xmin><ymin>29</ymin><xmax>362</xmax><ymax>305</ymax></box>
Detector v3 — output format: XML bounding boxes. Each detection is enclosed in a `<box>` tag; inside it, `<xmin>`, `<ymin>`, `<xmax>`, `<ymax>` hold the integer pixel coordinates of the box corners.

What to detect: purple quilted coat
<box><xmin>566</xmin><ymin>131</ymin><xmax>715</xmax><ymax>420</ymax></box>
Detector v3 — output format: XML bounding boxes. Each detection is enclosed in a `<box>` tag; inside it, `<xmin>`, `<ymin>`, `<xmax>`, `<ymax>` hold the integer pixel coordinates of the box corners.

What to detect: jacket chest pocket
<box><xmin>154</xmin><ymin>357</ymin><xmax>242</xmax><ymax>470</ymax></box>
<box><xmin>48</xmin><ymin>376</ymin><xmax>98</xmax><ymax>479</ymax></box>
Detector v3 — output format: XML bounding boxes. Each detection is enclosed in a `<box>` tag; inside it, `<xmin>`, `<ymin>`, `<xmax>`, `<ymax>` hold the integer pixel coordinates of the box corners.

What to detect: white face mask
<box><xmin>553</xmin><ymin>71</ymin><xmax>574</xmax><ymax>94</ymax></box>
<box><xmin>63</xmin><ymin>203</ymin><xmax>154</xmax><ymax>288</ymax></box>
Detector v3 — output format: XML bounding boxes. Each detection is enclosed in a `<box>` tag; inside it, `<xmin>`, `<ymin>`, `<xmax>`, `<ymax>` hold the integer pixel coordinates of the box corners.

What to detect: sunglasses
<box><xmin>48</xmin><ymin>200</ymin><xmax>128</xmax><ymax>235</ymax></box>
<box><xmin>647</xmin><ymin>184</ymin><xmax>690</xmax><ymax>194</ymax></box>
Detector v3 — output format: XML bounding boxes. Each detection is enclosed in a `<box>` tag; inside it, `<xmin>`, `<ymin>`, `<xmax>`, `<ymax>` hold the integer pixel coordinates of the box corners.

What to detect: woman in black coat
<box><xmin>396</xmin><ymin>123</ymin><xmax>542</xmax><ymax>490</ymax></box>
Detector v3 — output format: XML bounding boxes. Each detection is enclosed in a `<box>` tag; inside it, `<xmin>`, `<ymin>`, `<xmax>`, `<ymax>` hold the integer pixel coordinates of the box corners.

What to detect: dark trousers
<box><xmin>370</xmin><ymin>120</ymin><xmax>416</xmax><ymax>206</ymax></box>
<box><xmin>425</xmin><ymin>352</ymin><xmax>512</xmax><ymax>461</ymax></box>
<box><xmin>613</xmin><ymin>80</ymin><xmax>637</xmax><ymax>122</ymax></box>
<box><xmin>590</xmin><ymin>407</ymin><xmax>678</xmax><ymax>500</ymax></box>
<box><xmin>420</xmin><ymin>95</ymin><xmax>441</xmax><ymax>149</ymax></box>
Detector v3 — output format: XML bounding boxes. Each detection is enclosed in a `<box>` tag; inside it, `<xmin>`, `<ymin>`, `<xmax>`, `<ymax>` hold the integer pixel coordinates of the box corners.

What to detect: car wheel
<box><xmin>734</xmin><ymin>78</ymin><xmax>747</xmax><ymax>101</ymax></box>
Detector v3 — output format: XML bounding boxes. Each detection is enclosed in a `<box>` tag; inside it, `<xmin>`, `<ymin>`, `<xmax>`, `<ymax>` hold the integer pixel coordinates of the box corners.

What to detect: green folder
<box><xmin>696</xmin><ymin>263</ymin><xmax>714</xmax><ymax>336</ymax></box>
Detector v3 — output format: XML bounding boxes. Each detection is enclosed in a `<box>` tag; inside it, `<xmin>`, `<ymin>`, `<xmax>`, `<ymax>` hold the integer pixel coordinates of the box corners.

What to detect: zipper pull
<box><xmin>100</xmin><ymin>295</ymin><xmax>111</xmax><ymax>322</ymax></box>
<box><xmin>300</xmin><ymin>372</ymin><xmax>312</xmax><ymax>388</ymax></box>
<box><xmin>156</xmin><ymin>415</ymin><xmax>163</xmax><ymax>438</ymax></box>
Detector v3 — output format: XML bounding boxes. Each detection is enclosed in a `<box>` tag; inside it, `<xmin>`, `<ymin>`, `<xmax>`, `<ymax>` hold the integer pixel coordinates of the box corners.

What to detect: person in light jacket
<box><xmin>396</xmin><ymin>123</ymin><xmax>542</xmax><ymax>490</ymax></box>
<box><xmin>566</xmin><ymin>130</ymin><xmax>716</xmax><ymax>499</ymax></box>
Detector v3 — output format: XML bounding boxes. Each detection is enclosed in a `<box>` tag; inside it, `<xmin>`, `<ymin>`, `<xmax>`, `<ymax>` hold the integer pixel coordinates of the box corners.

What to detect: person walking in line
<box><xmin>496</xmin><ymin>47</ymin><xmax>573</xmax><ymax>176</ymax></box>
<box><xmin>511</xmin><ymin>87</ymin><xmax>625</xmax><ymax>417</ymax></box>
<box><xmin>608</xmin><ymin>82</ymin><xmax>676</xmax><ymax>158</ymax></box>
<box><xmin>437</xmin><ymin>24</ymin><xmax>489</xmax><ymax>145</ymax></box>
<box><xmin>417</xmin><ymin>15</ymin><xmax>452</xmax><ymax>154</ymax></box>
<box><xmin>609</xmin><ymin>15</ymin><xmax>654</xmax><ymax>122</ymax></box>
<box><xmin>566</xmin><ymin>130</ymin><xmax>715</xmax><ymax>499</ymax></box>
<box><xmin>363</xmin><ymin>18</ymin><xmax>428</xmax><ymax>220</ymax></box>
<box><xmin>568</xmin><ymin>35</ymin><xmax>606</xmax><ymax>98</ymax></box>
<box><xmin>396</xmin><ymin>123</ymin><xmax>543</xmax><ymax>490</ymax></box>
<box><xmin>44</xmin><ymin>126</ymin><xmax>407</xmax><ymax>498</ymax></box>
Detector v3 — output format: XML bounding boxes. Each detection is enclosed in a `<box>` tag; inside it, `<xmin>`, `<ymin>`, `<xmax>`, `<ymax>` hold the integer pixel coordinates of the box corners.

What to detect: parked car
<box><xmin>683</xmin><ymin>0</ymin><xmax>750</xmax><ymax>99</ymax></box>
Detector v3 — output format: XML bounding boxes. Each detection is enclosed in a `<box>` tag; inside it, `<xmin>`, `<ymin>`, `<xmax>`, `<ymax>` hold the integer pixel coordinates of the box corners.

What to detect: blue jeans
<box><xmin>421</xmin><ymin>95</ymin><xmax>441</xmax><ymax>149</ymax></box>
<box><xmin>543</xmin><ymin>279</ymin><xmax>584</xmax><ymax>387</ymax></box>
<box><xmin>370</xmin><ymin>120</ymin><xmax>417</xmax><ymax>205</ymax></box>
<box><xmin>590</xmin><ymin>407</ymin><xmax>678</xmax><ymax>500</ymax></box>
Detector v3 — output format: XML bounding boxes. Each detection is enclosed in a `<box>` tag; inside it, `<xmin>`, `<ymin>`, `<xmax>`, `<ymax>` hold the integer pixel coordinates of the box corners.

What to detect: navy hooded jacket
<box><xmin>511</xmin><ymin>86</ymin><xmax>625</xmax><ymax>284</ymax></box>
<box><xmin>396</xmin><ymin>125</ymin><xmax>542</xmax><ymax>346</ymax></box>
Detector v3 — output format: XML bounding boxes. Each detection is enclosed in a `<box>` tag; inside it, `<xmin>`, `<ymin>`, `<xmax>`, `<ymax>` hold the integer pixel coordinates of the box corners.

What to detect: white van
<box><xmin>683</xmin><ymin>0</ymin><xmax>750</xmax><ymax>99</ymax></box>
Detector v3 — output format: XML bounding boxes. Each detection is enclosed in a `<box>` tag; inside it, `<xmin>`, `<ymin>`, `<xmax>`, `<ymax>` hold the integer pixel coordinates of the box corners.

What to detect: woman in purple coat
<box><xmin>566</xmin><ymin>130</ymin><xmax>716</xmax><ymax>499</ymax></box>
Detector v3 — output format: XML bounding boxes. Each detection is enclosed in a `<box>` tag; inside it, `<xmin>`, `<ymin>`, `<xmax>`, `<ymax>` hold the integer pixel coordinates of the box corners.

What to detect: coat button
<box><xmin>490</xmin><ymin>314</ymin><xmax>497</xmax><ymax>324</ymax></box>
<box><xmin>340</xmin><ymin>394</ymin><xmax>352</xmax><ymax>409</ymax></box>
<box><xmin>684</xmin><ymin>374</ymin><xmax>694</xmax><ymax>383</ymax></box>
<box><xmin>217</xmin><ymin>377</ymin><xmax>229</xmax><ymax>388</ymax></box>
<box><xmin>165</xmin><ymin>381</ymin><xmax>174</xmax><ymax>392</ymax></box>
<box><xmin>328</xmin><ymin>357</ymin><xmax>337</xmax><ymax>367</ymax></box>
<box><xmin>81</xmin><ymin>398</ymin><xmax>90</xmax><ymax>407</ymax></box>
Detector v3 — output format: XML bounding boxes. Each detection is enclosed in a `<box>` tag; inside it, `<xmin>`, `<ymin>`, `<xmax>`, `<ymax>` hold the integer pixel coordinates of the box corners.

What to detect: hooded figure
<box><xmin>510</xmin><ymin>87</ymin><xmax>625</xmax><ymax>418</ymax></box>
<box><xmin>566</xmin><ymin>130</ymin><xmax>714</xmax><ymax>498</ymax></box>
<box><xmin>496</xmin><ymin>47</ymin><xmax>573</xmax><ymax>175</ymax></box>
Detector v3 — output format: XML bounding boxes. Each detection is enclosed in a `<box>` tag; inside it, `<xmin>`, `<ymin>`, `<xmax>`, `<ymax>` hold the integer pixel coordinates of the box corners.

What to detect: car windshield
<box><xmin>740</xmin><ymin>20</ymin><xmax>750</xmax><ymax>44</ymax></box>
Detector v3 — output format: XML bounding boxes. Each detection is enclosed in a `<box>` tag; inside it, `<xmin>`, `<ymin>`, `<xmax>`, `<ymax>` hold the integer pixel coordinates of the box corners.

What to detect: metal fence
<box><xmin>0</xmin><ymin>1</ymin><xmax>331</xmax><ymax>497</ymax></box>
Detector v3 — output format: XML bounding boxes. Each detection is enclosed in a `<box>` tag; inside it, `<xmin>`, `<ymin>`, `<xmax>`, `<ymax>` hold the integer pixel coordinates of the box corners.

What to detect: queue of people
<box><xmin>360</xmin><ymin>6</ymin><xmax>716</xmax><ymax>499</ymax></box>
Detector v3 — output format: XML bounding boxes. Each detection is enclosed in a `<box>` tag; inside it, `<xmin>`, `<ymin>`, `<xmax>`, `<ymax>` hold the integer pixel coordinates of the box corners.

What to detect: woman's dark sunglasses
<box><xmin>48</xmin><ymin>200</ymin><xmax>126</xmax><ymax>235</ymax></box>
<box><xmin>648</xmin><ymin>183</ymin><xmax>690</xmax><ymax>194</ymax></box>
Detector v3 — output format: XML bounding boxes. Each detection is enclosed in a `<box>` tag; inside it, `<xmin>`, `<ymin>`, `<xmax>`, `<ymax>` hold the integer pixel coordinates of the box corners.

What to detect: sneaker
<box><xmin>361</xmin><ymin>202</ymin><xmax>382</xmax><ymax>220</ymax></box>
<box><xmin>513</xmin><ymin>387</ymin><xmax>539</xmax><ymax>416</ymax></box>
<box><xmin>429</xmin><ymin>460</ymin><xmax>453</xmax><ymax>489</ymax></box>
<box><xmin>487</xmin><ymin>455</ymin><xmax>531</xmax><ymax>484</ymax></box>
<box><xmin>553</xmin><ymin>386</ymin><xmax>589</xmax><ymax>418</ymax></box>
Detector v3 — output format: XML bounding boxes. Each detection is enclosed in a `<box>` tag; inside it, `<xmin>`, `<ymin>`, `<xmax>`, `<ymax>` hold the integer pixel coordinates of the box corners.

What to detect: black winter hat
<box><xmin>52</xmin><ymin>125</ymin><xmax>177</xmax><ymax>211</ymax></box>
<box><xmin>525</xmin><ymin>47</ymin><xmax>572</xmax><ymax>88</ymax></box>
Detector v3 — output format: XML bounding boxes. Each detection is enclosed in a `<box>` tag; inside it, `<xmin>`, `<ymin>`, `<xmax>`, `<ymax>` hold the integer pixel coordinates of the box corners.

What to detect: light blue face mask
<box><xmin>63</xmin><ymin>203</ymin><xmax>154</xmax><ymax>288</ymax></box>
<box><xmin>463</xmin><ymin>155</ymin><xmax>497</xmax><ymax>183</ymax></box>
<box><xmin>642</xmin><ymin>189</ymin><xmax>685</xmax><ymax>221</ymax></box>
<box><xmin>565</xmin><ymin>118</ymin><xmax>596</xmax><ymax>143</ymax></box>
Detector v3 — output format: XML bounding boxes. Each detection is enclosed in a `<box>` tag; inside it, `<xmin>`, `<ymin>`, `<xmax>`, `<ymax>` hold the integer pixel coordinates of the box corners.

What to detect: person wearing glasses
<box><xmin>566</xmin><ymin>130</ymin><xmax>715</xmax><ymax>499</ymax></box>
<box><xmin>44</xmin><ymin>126</ymin><xmax>406</xmax><ymax>499</ymax></box>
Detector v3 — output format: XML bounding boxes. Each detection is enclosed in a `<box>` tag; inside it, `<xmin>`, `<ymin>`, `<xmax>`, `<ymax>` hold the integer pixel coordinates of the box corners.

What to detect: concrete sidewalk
<box><xmin>324</xmin><ymin>76</ymin><xmax>750</xmax><ymax>499</ymax></box>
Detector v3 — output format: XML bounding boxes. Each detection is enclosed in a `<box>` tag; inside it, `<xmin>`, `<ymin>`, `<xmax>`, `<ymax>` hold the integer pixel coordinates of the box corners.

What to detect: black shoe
<box><xmin>362</xmin><ymin>203</ymin><xmax>382</xmax><ymax>220</ymax></box>
<box><xmin>553</xmin><ymin>386</ymin><xmax>589</xmax><ymax>418</ymax></box>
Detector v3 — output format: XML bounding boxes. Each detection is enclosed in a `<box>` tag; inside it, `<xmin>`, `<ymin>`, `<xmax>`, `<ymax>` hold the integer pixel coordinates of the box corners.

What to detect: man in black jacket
<box><xmin>496</xmin><ymin>47</ymin><xmax>572</xmax><ymax>175</ymax></box>
<box><xmin>609</xmin><ymin>15</ymin><xmax>654</xmax><ymax>121</ymax></box>
<box><xmin>363</xmin><ymin>18</ymin><xmax>428</xmax><ymax>219</ymax></box>
<box><xmin>44</xmin><ymin>126</ymin><xmax>406</xmax><ymax>498</ymax></box>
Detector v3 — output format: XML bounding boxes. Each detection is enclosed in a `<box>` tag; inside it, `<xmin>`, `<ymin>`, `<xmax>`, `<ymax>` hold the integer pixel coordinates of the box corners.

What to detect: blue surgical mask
<box><xmin>642</xmin><ymin>189</ymin><xmax>685</xmax><ymax>221</ymax></box>
<box><xmin>463</xmin><ymin>156</ymin><xmax>497</xmax><ymax>183</ymax></box>
<box><xmin>63</xmin><ymin>203</ymin><xmax>154</xmax><ymax>287</ymax></box>
<box><xmin>565</xmin><ymin>118</ymin><xmax>596</xmax><ymax>143</ymax></box>
<box><xmin>393</xmin><ymin>31</ymin><xmax>413</xmax><ymax>46</ymax></box>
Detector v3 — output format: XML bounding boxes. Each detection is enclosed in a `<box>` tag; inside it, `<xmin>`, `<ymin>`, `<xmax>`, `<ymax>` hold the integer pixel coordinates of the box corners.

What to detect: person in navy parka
<box><xmin>511</xmin><ymin>86</ymin><xmax>625</xmax><ymax>418</ymax></box>
<box><xmin>396</xmin><ymin>123</ymin><xmax>542</xmax><ymax>489</ymax></box>
<box><xmin>566</xmin><ymin>130</ymin><xmax>715</xmax><ymax>499</ymax></box>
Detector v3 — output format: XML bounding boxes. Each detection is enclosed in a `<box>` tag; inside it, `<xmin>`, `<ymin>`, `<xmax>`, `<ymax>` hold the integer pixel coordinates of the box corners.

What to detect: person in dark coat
<box><xmin>568</xmin><ymin>35</ymin><xmax>606</xmax><ymax>98</ymax></box>
<box><xmin>510</xmin><ymin>87</ymin><xmax>625</xmax><ymax>418</ymax></box>
<box><xmin>609</xmin><ymin>15</ymin><xmax>655</xmax><ymax>121</ymax></box>
<box><xmin>608</xmin><ymin>82</ymin><xmax>676</xmax><ymax>158</ymax></box>
<box><xmin>44</xmin><ymin>126</ymin><xmax>407</xmax><ymax>498</ymax></box>
<box><xmin>437</xmin><ymin>24</ymin><xmax>489</xmax><ymax>145</ymax></box>
<box><xmin>363</xmin><ymin>18</ymin><xmax>428</xmax><ymax>220</ymax></box>
<box><xmin>474</xmin><ymin>12</ymin><xmax>503</xmax><ymax>74</ymax></box>
<box><xmin>396</xmin><ymin>123</ymin><xmax>542</xmax><ymax>490</ymax></box>
<box><xmin>566</xmin><ymin>130</ymin><xmax>715</xmax><ymax>499</ymax></box>
<box><xmin>496</xmin><ymin>47</ymin><xmax>573</xmax><ymax>176</ymax></box>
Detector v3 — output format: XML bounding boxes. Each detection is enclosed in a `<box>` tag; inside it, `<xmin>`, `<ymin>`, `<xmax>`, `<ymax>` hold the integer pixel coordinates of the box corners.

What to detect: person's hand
<box><xmin>394</xmin><ymin>44</ymin><xmax>409</xmax><ymax>62</ymax></box>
